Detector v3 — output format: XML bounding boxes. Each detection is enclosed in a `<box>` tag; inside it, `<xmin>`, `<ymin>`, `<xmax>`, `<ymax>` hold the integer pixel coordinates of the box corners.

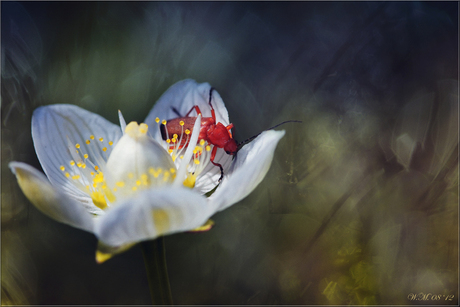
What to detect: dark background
<box><xmin>2</xmin><ymin>1</ymin><xmax>458</xmax><ymax>305</ymax></box>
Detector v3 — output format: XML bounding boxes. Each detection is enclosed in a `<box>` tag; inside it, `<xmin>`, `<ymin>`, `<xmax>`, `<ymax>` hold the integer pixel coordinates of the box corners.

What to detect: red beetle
<box><xmin>160</xmin><ymin>88</ymin><xmax>301</xmax><ymax>181</ymax></box>
<box><xmin>160</xmin><ymin>88</ymin><xmax>236</xmax><ymax>181</ymax></box>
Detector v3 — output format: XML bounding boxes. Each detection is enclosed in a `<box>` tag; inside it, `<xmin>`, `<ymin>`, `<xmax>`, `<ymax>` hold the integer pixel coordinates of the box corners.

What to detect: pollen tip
<box><xmin>96</xmin><ymin>251</ymin><xmax>112</xmax><ymax>264</ymax></box>
<box><xmin>125</xmin><ymin>121</ymin><xmax>149</xmax><ymax>138</ymax></box>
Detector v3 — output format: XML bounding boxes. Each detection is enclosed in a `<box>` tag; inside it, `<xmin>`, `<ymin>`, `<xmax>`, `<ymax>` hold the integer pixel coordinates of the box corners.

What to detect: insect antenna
<box><xmin>172</xmin><ymin>106</ymin><xmax>182</xmax><ymax>117</ymax></box>
<box><xmin>208</xmin><ymin>87</ymin><xmax>215</xmax><ymax>107</ymax></box>
<box><xmin>236</xmin><ymin>120</ymin><xmax>302</xmax><ymax>152</ymax></box>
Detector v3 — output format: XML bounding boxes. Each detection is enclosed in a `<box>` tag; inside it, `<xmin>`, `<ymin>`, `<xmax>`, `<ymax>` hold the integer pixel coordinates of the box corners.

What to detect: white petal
<box><xmin>32</xmin><ymin>104</ymin><xmax>122</xmax><ymax>207</ymax></box>
<box><xmin>194</xmin><ymin>147</ymin><xmax>233</xmax><ymax>193</ymax></box>
<box><xmin>94</xmin><ymin>187</ymin><xmax>211</xmax><ymax>247</ymax></box>
<box><xmin>105</xmin><ymin>122</ymin><xmax>175</xmax><ymax>193</ymax></box>
<box><xmin>9</xmin><ymin>162</ymin><xmax>95</xmax><ymax>233</ymax></box>
<box><xmin>144</xmin><ymin>79</ymin><xmax>230</xmax><ymax>143</ymax></box>
<box><xmin>209</xmin><ymin>130</ymin><xmax>285</xmax><ymax>211</ymax></box>
<box><xmin>118</xmin><ymin>110</ymin><xmax>127</xmax><ymax>134</ymax></box>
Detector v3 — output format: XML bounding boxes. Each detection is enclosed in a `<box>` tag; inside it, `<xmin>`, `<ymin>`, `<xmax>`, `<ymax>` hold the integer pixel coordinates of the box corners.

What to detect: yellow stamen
<box><xmin>60</xmin><ymin>166</ymin><xmax>65</xmax><ymax>171</ymax></box>
<box><xmin>91</xmin><ymin>191</ymin><xmax>107</xmax><ymax>210</ymax></box>
<box><xmin>183</xmin><ymin>173</ymin><xmax>197</xmax><ymax>188</ymax></box>
<box><xmin>93</xmin><ymin>173</ymin><xmax>104</xmax><ymax>183</ymax></box>
<box><xmin>139</xmin><ymin>123</ymin><xmax>148</xmax><ymax>134</ymax></box>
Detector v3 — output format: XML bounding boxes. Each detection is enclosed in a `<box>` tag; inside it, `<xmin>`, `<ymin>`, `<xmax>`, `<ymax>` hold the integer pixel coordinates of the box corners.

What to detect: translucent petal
<box><xmin>9</xmin><ymin>162</ymin><xmax>95</xmax><ymax>233</ymax></box>
<box><xmin>32</xmin><ymin>104</ymin><xmax>122</xmax><ymax>209</ymax></box>
<box><xmin>209</xmin><ymin>130</ymin><xmax>285</xmax><ymax>211</ymax></box>
<box><xmin>194</xmin><ymin>147</ymin><xmax>233</xmax><ymax>193</ymax></box>
<box><xmin>144</xmin><ymin>79</ymin><xmax>230</xmax><ymax>143</ymax></box>
<box><xmin>94</xmin><ymin>186</ymin><xmax>211</xmax><ymax>247</ymax></box>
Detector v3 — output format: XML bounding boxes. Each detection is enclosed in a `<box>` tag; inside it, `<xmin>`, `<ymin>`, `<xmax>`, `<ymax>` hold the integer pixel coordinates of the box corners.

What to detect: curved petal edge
<box><xmin>209</xmin><ymin>130</ymin><xmax>286</xmax><ymax>211</ymax></box>
<box><xmin>9</xmin><ymin>161</ymin><xmax>95</xmax><ymax>233</ymax></box>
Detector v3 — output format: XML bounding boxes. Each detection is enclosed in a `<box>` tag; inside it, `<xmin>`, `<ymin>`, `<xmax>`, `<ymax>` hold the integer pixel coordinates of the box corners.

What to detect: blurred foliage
<box><xmin>1</xmin><ymin>1</ymin><xmax>458</xmax><ymax>305</ymax></box>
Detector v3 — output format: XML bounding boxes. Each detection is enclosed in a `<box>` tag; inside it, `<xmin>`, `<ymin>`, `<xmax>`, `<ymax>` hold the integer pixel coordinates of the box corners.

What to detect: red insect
<box><xmin>160</xmin><ymin>88</ymin><xmax>301</xmax><ymax>182</ymax></box>
<box><xmin>161</xmin><ymin>88</ymin><xmax>236</xmax><ymax>181</ymax></box>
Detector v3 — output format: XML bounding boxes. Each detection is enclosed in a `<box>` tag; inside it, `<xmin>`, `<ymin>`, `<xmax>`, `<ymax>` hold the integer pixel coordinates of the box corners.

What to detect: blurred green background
<box><xmin>1</xmin><ymin>1</ymin><xmax>458</xmax><ymax>305</ymax></box>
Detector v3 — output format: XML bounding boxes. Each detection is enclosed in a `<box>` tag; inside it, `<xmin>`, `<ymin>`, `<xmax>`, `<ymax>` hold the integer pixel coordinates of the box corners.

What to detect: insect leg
<box><xmin>208</xmin><ymin>87</ymin><xmax>216</xmax><ymax>122</ymax></box>
<box><xmin>172</xmin><ymin>107</ymin><xmax>182</xmax><ymax>117</ymax></box>
<box><xmin>226</xmin><ymin>123</ymin><xmax>234</xmax><ymax>138</ymax></box>
<box><xmin>210</xmin><ymin>145</ymin><xmax>224</xmax><ymax>182</ymax></box>
<box><xmin>184</xmin><ymin>106</ymin><xmax>202</xmax><ymax>117</ymax></box>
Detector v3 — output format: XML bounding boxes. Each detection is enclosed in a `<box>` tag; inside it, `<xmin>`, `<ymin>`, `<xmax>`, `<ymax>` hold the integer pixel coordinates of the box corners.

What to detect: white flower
<box><xmin>9</xmin><ymin>79</ymin><xmax>285</xmax><ymax>262</ymax></box>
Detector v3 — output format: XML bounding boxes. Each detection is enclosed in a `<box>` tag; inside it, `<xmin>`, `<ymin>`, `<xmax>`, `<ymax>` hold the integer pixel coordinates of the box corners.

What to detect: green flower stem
<box><xmin>141</xmin><ymin>237</ymin><xmax>173</xmax><ymax>305</ymax></box>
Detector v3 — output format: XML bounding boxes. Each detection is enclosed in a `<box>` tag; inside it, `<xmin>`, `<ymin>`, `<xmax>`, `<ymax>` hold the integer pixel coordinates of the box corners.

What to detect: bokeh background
<box><xmin>1</xmin><ymin>1</ymin><xmax>458</xmax><ymax>305</ymax></box>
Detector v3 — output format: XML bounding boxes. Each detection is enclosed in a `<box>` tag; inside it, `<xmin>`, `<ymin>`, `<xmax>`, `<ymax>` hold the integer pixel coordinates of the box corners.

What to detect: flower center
<box><xmin>60</xmin><ymin>121</ymin><xmax>176</xmax><ymax>211</ymax></box>
<box><xmin>155</xmin><ymin>117</ymin><xmax>214</xmax><ymax>188</ymax></box>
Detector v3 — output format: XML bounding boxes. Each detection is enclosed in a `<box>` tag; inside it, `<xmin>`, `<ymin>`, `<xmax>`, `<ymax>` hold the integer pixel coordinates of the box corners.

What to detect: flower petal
<box><xmin>94</xmin><ymin>186</ymin><xmax>211</xmax><ymax>247</ymax></box>
<box><xmin>9</xmin><ymin>162</ymin><xmax>95</xmax><ymax>233</ymax></box>
<box><xmin>32</xmin><ymin>104</ymin><xmax>122</xmax><ymax>211</ymax></box>
<box><xmin>193</xmin><ymin>149</ymin><xmax>233</xmax><ymax>193</ymax></box>
<box><xmin>145</xmin><ymin>79</ymin><xmax>230</xmax><ymax>143</ymax></box>
<box><xmin>208</xmin><ymin>130</ymin><xmax>285</xmax><ymax>211</ymax></box>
